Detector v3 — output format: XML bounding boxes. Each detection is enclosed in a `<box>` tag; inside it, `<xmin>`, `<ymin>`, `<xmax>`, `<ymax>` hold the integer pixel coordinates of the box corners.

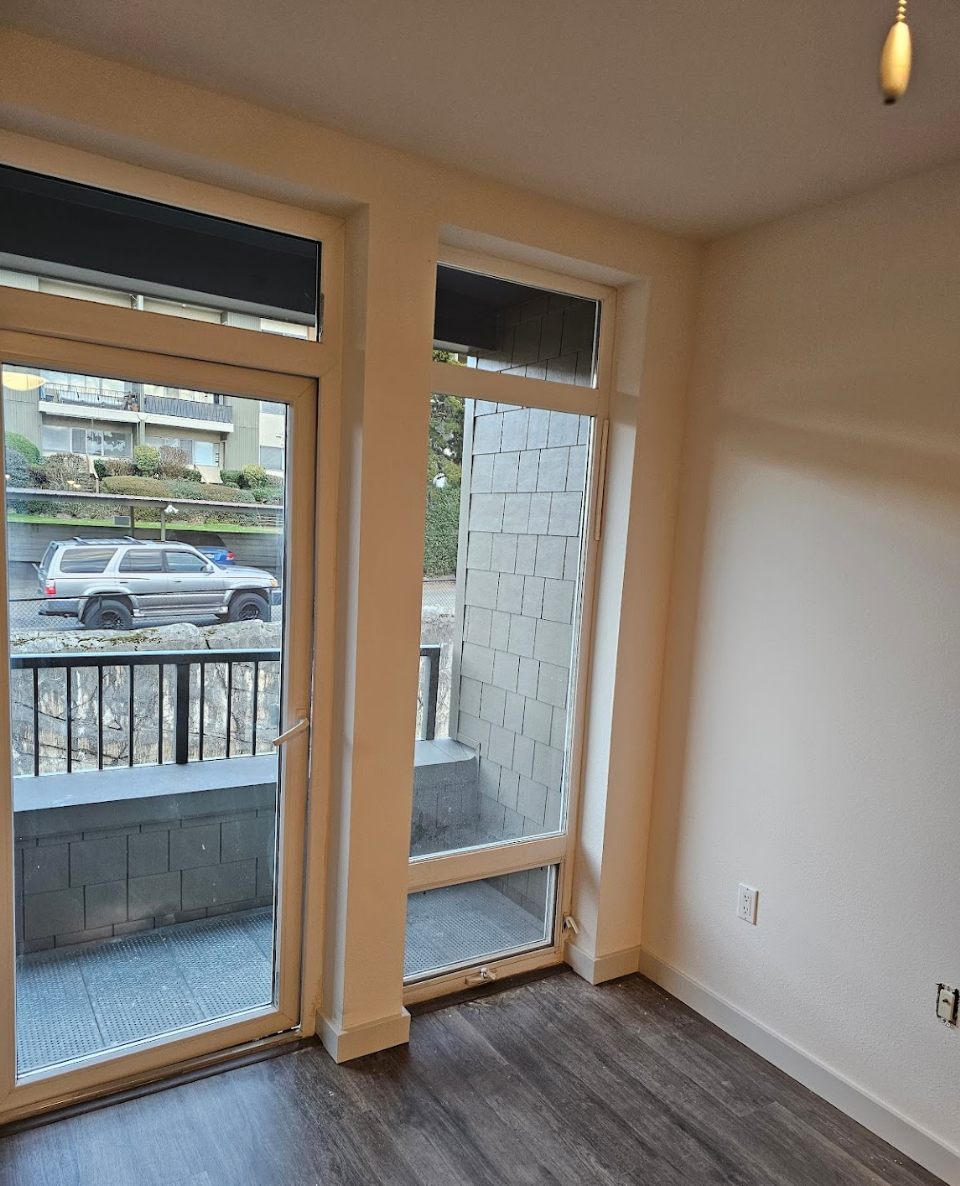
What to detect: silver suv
<box><xmin>38</xmin><ymin>538</ymin><xmax>279</xmax><ymax>629</ymax></box>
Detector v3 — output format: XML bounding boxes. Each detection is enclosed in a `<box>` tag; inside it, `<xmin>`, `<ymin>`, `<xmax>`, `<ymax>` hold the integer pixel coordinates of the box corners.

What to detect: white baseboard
<box><xmin>639</xmin><ymin>951</ymin><xmax>960</xmax><ymax>1186</ymax></box>
<box><xmin>565</xmin><ymin>941</ymin><xmax>641</xmax><ymax>985</ymax></box>
<box><xmin>318</xmin><ymin>1007</ymin><xmax>411</xmax><ymax>1064</ymax></box>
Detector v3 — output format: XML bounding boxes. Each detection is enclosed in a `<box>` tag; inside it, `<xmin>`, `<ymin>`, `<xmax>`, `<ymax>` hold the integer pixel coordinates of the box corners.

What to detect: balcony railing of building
<box><xmin>142</xmin><ymin>394</ymin><xmax>233</xmax><ymax>424</ymax></box>
<box><xmin>12</xmin><ymin>643</ymin><xmax>443</xmax><ymax>777</ymax></box>
<box><xmin>38</xmin><ymin>384</ymin><xmax>233</xmax><ymax>425</ymax></box>
<box><xmin>40</xmin><ymin>384</ymin><xmax>130</xmax><ymax>412</ymax></box>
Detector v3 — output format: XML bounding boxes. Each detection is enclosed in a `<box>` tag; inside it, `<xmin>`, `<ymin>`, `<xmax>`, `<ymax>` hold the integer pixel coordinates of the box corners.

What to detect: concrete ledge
<box><xmin>14</xmin><ymin>754</ymin><xmax>278</xmax><ymax>838</ymax></box>
<box><xmin>639</xmin><ymin>950</ymin><xmax>960</xmax><ymax>1186</ymax></box>
<box><xmin>565</xmin><ymin>941</ymin><xmax>641</xmax><ymax>985</ymax></box>
<box><xmin>318</xmin><ymin>1008</ymin><xmax>411</xmax><ymax>1064</ymax></box>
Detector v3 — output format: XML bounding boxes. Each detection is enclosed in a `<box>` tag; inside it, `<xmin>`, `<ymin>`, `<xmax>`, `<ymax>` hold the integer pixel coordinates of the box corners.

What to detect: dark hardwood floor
<box><xmin>0</xmin><ymin>971</ymin><xmax>944</xmax><ymax>1185</ymax></box>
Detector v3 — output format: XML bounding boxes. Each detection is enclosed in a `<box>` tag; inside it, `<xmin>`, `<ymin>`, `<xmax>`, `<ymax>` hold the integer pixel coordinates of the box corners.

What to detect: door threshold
<box><xmin>0</xmin><ymin>1031</ymin><xmax>311</xmax><ymax>1137</ymax></box>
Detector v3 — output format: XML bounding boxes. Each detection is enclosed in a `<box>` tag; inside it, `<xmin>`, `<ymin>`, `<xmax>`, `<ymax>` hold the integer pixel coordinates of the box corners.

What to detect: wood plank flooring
<box><xmin>0</xmin><ymin>971</ymin><xmax>944</xmax><ymax>1185</ymax></box>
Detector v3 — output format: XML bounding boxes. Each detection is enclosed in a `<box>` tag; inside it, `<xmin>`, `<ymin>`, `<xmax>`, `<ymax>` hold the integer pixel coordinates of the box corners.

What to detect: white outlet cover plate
<box><xmin>737</xmin><ymin>883</ymin><xmax>759</xmax><ymax>925</ymax></box>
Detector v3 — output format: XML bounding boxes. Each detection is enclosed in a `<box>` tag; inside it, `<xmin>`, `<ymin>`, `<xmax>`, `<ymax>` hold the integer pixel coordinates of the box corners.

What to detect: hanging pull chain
<box><xmin>880</xmin><ymin>0</ymin><xmax>912</xmax><ymax>104</ymax></box>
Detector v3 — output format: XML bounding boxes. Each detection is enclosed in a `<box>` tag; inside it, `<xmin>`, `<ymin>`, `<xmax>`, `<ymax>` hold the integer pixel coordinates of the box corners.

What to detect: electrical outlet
<box><xmin>937</xmin><ymin>984</ymin><xmax>958</xmax><ymax>1027</ymax></box>
<box><xmin>737</xmin><ymin>883</ymin><xmax>759</xmax><ymax>925</ymax></box>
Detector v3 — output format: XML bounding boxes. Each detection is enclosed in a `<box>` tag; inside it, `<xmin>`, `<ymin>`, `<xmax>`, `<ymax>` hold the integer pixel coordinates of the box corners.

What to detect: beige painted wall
<box><xmin>645</xmin><ymin>162</ymin><xmax>960</xmax><ymax>1156</ymax></box>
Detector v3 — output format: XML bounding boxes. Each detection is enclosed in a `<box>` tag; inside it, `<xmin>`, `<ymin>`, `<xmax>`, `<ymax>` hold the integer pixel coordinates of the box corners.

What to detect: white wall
<box><xmin>644</xmin><ymin>162</ymin><xmax>960</xmax><ymax>1162</ymax></box>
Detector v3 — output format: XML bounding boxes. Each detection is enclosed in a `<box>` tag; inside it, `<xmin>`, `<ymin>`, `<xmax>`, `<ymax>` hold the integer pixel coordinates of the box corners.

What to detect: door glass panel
<box><xmin>3</xmin><ymin>361</ymin><xmax>290</xmax><ymax>1075</ymax></box>
<box><xmin>405</xmin><ymin>865</ymin><xmax>556</xmax><ymax>981</ymax></box>
<box><xmin>413</xmin><ymin>397</ymin><xmax>591</xmax><ymax>860</ymax></box>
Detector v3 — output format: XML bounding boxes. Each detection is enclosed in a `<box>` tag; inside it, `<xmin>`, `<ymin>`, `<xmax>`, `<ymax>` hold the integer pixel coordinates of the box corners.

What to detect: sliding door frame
<box><xmin>404</xmin><ymin>248</ymin><xmax>617</xmax><ymax>1003</ymax></box>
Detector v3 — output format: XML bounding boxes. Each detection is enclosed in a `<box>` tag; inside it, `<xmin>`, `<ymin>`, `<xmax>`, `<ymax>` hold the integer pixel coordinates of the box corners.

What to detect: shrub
<box><xmin>219</xmin><ymin>469</ymin><xmax>242</xmax><ymax>487</ymax></box>
<box><xmin>158</xmin><ymin>445</ymin><xmax>191</xmax><ymax>479</ymax></box>
<box><xmin>73</xmin><ymin>502</ymin><xmax>115</xmax><ymax>520</ymax></box>
<box><xmin>252</xmin><ymin>485</ymin><xmax>283</xmax><ymax>504</ymax></box>
<box><xmin>102</xmin><ymin>475</ymin><xmax>174</xmax><ymax>499</ymax></box>
<box><xmin>41</xmin><ymin>453</ymin><xmax>93</xmax><ymax>492</ymax></box>
<box><xmin>5</xmin><ymin>433</ymin><xmax>41</xmax><ymax>465</ymax></box>
<box><xmin>4</xmin><ymin>447</ymin><xmax>30</xmax><ymax>487</ymax></box>
<box><xmin>423</xmin><ymin>484</ymin><xmax>460</xmax><ymax>577</ymax></box>
<box><xmin>183</xmin><ymin>468</ymin><xmax>204</xmax><ymax>484</ymax></box>
<box><xmin>200</xmin><ymin>483</ymin><xmax>256</xmax><ymax>504</ymax></box>
<box><xmin>199</xmin><ymin>482</ymin><xmax>258</xmax><ymax>525</ymax></box>
<box><xmin>133</xmin><ymin>444</ymin><xmax>160</xmax><ymax>477</ymax></box>
<box><xmin>238</xmin><ymin>464</ymin><xmax>270</xmax><ymax>489</ymax></box>
<box><xmin>167</xmin><ymin>479</ymin><xmax>203</xmax><ymax>500</ymax></box>
<box><xmin>102</xmin><ymin>474</ymin><xmax>173</xmax><ymax>523</ymax></box>
<box><xmin>102</xmin><ymin>475</ymin><xmax>259</xmax><ymax>524</ymax></box>
<box><xmin>95</xmin><ymin>456</ymin><xmax>135</xmax><ymax>480</ymax></box>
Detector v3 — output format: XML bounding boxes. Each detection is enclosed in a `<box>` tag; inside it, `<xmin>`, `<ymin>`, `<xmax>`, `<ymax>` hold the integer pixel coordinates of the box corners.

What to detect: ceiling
<box><xmin>1</xmin><ymin>0</ymin><xmax>959</xmax><ymax>238</ymax></box>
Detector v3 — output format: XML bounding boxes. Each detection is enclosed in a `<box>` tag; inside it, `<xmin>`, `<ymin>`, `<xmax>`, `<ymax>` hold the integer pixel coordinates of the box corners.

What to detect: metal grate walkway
<box><xmin>17</xmin><ymin>909</ymin><xmax>274</xmax><ymax>1074</ymax></box>
<box><xmin>405</xmin><ymin>880</ymin><xmax>547</xmax><ymax>980</ymax></box>
<box><xmin>17</xmin><ymin>885</ymin><xmax>547</xmax><ymax>1074</ymax></box>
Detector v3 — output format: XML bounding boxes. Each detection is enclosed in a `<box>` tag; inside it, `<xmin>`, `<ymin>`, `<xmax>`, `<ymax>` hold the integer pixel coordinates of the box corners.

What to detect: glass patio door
<box><xmin>0</xmin><ymin>331</ymin><xmax>317</xmax><ymax>1115</ymax></box>
<box><xmin>405</xmin><ymin>256</ymin><xmax>614</xmax><ymax>997</ymax></box>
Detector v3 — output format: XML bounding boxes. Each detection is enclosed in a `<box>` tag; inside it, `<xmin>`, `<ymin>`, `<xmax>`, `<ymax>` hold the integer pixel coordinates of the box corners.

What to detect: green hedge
<box><xmin>166</xmin><ymin>480</ymin><xmax>256</xmax><ymax>504</ymax></box>
<box><xmin>102</xmin><ymin>476</ymin><xmax>173</xmax><ymax>498</ymax></box>
<box><xmin>100</xmin><ymin>475</ymin><xmax>259</xmax><ymax>524</ymax></box>
<box><xmin>5</xmin><ymin>433</ymin><xmax>41</xmax><ymax>465</ymax></box>
<box><xmin>423</xmin><ymin>485</ymin><xmax>460</xmax><ymax>578</ymax></box>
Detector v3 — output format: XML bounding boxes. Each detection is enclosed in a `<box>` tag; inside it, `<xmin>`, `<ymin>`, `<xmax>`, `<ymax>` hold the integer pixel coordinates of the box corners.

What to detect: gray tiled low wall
<box><xmin>410</xmin><ymin>738</ymin><xmax>479</xmax><ymax>857</ymax></box>
<box><xmin>14</xmin><ymin>756</ymin><xmax>277</xmax><ymax>953</ymax></box>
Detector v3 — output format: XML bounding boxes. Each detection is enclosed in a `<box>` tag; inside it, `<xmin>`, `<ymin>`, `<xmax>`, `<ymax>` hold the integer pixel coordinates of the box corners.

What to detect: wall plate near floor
<box><xmin>737</xmin><ymin>883</ymin><xmax>759</xmax><ymax>925</ymax></box>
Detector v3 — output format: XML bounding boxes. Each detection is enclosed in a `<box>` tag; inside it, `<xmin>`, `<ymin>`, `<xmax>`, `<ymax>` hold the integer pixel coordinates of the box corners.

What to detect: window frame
<box><xmin>404</xmin><ymin>248</ymin><xmax>617</xmax><ymax>1005</ymax></box>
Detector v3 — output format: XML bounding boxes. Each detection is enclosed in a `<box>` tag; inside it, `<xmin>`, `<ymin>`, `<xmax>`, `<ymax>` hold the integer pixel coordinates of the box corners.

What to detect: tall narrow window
<box><xmin>407</xmin><ymin>260</ymin><xmax>606</xmax><ymax>988</ymax></box>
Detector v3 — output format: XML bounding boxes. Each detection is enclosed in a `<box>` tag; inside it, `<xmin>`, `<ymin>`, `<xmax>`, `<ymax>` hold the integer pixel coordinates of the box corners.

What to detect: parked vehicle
<box><xmin>37</xmin><ymin>537</ymin><xmax>279</xmax><ymax>629</ymax></box>
<box><xmin>197</xmin><ymin>546</ymin><xmax>235</xmax><ymax>566</ymax></box>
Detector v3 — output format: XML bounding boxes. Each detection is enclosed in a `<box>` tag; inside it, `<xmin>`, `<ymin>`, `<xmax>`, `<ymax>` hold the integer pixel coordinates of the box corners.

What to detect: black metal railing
<box><xmin>11</xmin><ymin>648</ymin><xmax>280</xmax><ymax>776</ymax></box>
<box><xmin>142</xmin><ymin>394</ymin><xmax>233</xmax><ymax>423</ymax></box>
<box><xmin>37</xmin><ymin>385</ymin><xmax>233</xmax><ymax>424</ymax></box>
<box><xmin>418</xmin><ymin>644</ymin><xmax>441</xmax><ymax>741</ymax></box>
<box><xmin>40</xmin><ymin>384</ymin><xmax>131</xmax><ymax>411</ymax></box>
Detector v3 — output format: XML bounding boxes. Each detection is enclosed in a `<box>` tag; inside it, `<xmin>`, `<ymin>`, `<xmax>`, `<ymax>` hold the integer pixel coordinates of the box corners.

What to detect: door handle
<box><xmin>273</xmin><ymin>716</ymin><xmax>309</xmax><ymax>747</ymax></box>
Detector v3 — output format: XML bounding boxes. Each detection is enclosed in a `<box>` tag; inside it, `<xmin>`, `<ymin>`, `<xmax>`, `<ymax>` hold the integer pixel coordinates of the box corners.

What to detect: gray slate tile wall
<box><xmin>456</xmin><ymin>401</ymin><xmax>590</xmax><ymax>899</ymax></box>
<box><xmin>15</xmin><ymin>790</ymin><xmax>276</xmax><ymax>953</ymax></box>
<box><xmin>473</xmin><ymin>291</ymin><xmax>598</xmax><ymax>388</ymax></box>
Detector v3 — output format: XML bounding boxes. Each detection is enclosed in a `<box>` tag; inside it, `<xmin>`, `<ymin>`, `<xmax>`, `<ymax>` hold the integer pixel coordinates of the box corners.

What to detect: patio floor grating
<box><xmin>16</xmin><ymin>883</ymin><xmax>546</xmax><ymax>1074</ymax></box>
<box><xmin>404</xmin><ymin>880</ymin><xmax>546</xmax><ymax>979</ymax></box>
<box><xmin>17</xmin><ymin>910</ymin><xmax>275</xmax><ymax>1074</ymax></box>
